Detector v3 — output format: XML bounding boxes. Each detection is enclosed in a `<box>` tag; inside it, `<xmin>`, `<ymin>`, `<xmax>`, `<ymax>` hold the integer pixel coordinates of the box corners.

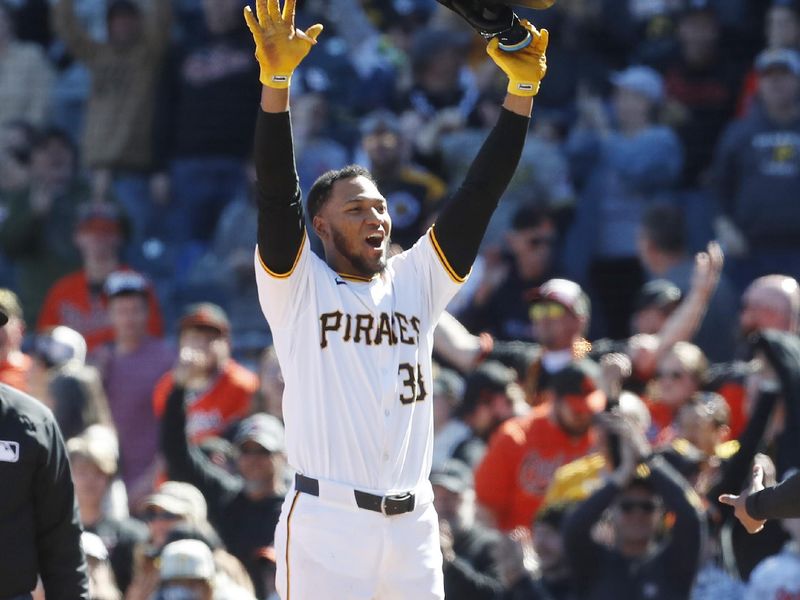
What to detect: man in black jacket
<box><xmin>160</xmin><ymin>353</ymin><xmax>285</xmax><ymax>599</ymax></box>
<box><xmin>0</xmin><ymin>307</ymin><xmax>89</xmax><ymax>599</ymax></box>
<box><xmin>562</xmin><ymin>418</ymin><xmax>705</xmax><ymax>599</ymax></box>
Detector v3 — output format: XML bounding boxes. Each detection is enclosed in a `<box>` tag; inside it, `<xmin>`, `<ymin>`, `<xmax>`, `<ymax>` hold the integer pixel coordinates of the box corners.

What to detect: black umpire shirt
<box><xmin>0</xmin><ymin>383</ymin><xmax>88</xmax><ymax>599</ymax></box>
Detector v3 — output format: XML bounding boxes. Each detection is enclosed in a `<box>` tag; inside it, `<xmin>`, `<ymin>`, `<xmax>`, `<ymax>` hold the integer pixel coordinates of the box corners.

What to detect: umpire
<box><xmin>0</xmin><ymin>307</ymin><xmax>88</xmax><ymax>599</ymax></box>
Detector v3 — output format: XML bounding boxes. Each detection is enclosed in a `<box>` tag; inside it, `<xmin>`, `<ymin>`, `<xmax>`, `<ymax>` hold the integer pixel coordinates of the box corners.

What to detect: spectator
<box><xmin>38</xmin><ymin>203</ymin><xmax>164</xmax><ymax>352</ymax></box>
<box><xmin>161</xmin><ymin>359</ymin><xmax>285</xmax><ymax>599</ymax></box>
<box><xmin>81</xmin><ymin>531</ymin><xmax>122</xmax><ymax>600</ymax></box>
<box><xmin>0</xmin><ymin>127</ymin><xmax>87</xmax><ymax>322</ymax></box>
<box><xmin>431</xmin><ymin>367</ymin><xmax>466</xmax><ymax>470</ymax></box>
<box><xmin>712</xmin><ymin>48</ymin><xmax>800</xmax><ymax>285</ymax></box>
<box><xmin>648</xmin><ymin>341</ymin><xmax>708</xmax><ymax>438</ymax></box>
<box><xmin>155</xmin><ymin>0</ymin><xmax>261</xmax><ymax>245</ymax></box>
<box><xmin>185</xmin><ymin>162</ymin><xmax>271</xmax><ymax>357</ymax></box>
<box><xmin>127</xmin><ymin>481</ymin><xmax>215</xmax><ymax>600</ymax></box>
<box><xmin>91</xmin><ymin>270</ymin><xmax>175</xmax><ymax>503</ymax></box>
<box><xmin>359</xmin><ymin>109</ymin><xmax>446</xmax><ymax>250</ymax></box>
<box><xmin>460</xmin><ymin>205</ymin><xmax>558</xmax><ymax>342</ymax></box>
<box><xmin>657</xmin><ymin>1</ymin><xmax>745</xmax><ymax>186</ymax></box>
<box><xmin>502</xmin><ymin>503</ymin><xmax>577</xmax><ymax>600</ymax></box>
<box><xmin>475</xmin><ymin>360</ymin><xmax>604</xmax><ymax>531</ymax></box>
<box><xmin>27</xmin><ymin>325</ymin><xmax>113</xmax><ymax>441</ymax></box>
<box><xmin>153</xmin><ymin>538</ymin><xmax>257</xmax><ymax>600</ymax></box>
<box><xmin>152</xmin><ymin>303</ymin><xmax>257</xmax><ymax>443</ymax></box>
<box><xmin>737</xmin><ymin>0</ymin><xmax>800</xmax><ymax>115</ymax></box>
<box><xmin>565</xmin><ymin>65</ymin><xmax>683</xmax><ymax>339</ymax></box>
<box><xmin>292</xmin><ymin>92</ymin><xmax>349</xmax><ymax>192</ymax></box>
<box><xmin>630</xmin><ymin>279</ymin><xmax>682</xmax><ymax>335</ymax></box>
<box><xmin>0</xmin><ymin>287</ymin><xmax>31</xmax><ymax>390</ymax></box>
<box><xmin>67</xmin><ymin>427</ymin><xmax>148</xmax><ymax>595</ymax></box>
<box><xmin>0</xmin><ymin>305</ymin><xmax>89</xmax><ymax>599</ymax></box>
<box><xmin>445</xmin><ymin>360</ymin><xmax>519</xmax><ymax>469</ymax></box>
<box><xmin>432</xmin><ymin>459</ymin><xmax>504</xmax><ymax>600</ymax></box>
<box><xmin>514</xmin><ymin>278</ymin><xmax>593</xmax><ymax>406</ymax></box>
<box><xmin>52</xmin><ymin>0</ymin><xmax>173</xmax><ymax>247</ymax></box>
<box><xmin>562</xmin><ymin>425</ymin><xmax>705</xmax><ymax>600</ymax></box>
<box><xmin>739</xmin><ymin>274</ymin><xmax>800</xmax><ymax>336</ymax></box>
<box><xmin>638</xmin><ymin>203</ymin><xmax>739</xmax><ymax>361</ymax></box>
<box><xmin>0</xmin><ymin>2</ymin><xmax>53</xmax><ymax>127</ymax></box>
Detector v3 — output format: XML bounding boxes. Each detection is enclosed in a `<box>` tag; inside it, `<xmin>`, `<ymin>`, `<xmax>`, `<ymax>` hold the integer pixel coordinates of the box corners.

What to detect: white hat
<box><xmin>144</xmin><ymin>481</ymin><xmax>208</xmax><ymax>523</ymax></box>
<box><xmin>159</xmin><ymin>539</ymin><xmax>215</xmax><ymax>581</ymax></box>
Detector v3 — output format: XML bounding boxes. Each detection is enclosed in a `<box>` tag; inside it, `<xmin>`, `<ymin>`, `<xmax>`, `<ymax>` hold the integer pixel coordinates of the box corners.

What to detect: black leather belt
<box><xmin>295</xmin><ymin>473</ymin><xmax>416</xmax><ymax>516</ymax></box>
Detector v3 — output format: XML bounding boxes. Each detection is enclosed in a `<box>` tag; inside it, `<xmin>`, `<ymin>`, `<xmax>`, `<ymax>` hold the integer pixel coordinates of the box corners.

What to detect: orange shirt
<box><xmin>0</xmin><ymin>352</ymin><xmax>32</xmax><ymax>392</ymax></box>
<box><xmin>152</xmin><ymin>360</ymin><xmax>258</xmax><ymax>443</ymax></box>
<box><xmin>475</xmin><ymin>410</ymin><xmax>594</xmax><ymax>531</ymax></box>
<box><xmin>37</xmin><ymin>269</ymin><xmax>163</xmax><ymax>351</ymax></box>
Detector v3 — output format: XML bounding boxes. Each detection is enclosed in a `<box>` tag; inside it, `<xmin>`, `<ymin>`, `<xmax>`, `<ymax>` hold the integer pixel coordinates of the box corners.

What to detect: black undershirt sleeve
<box><xmin>254</xmin><ymin>109</ymin><xmax>306</xmax><ymax>274</ymax></box>
<box><xmin>432</xmin><ymin>107</ymin><xmax>529</xmax><ymax>279</ymax></box>
<box><xmin>747</xmin><ymin>471</ymin><xmax>800</xmax><ymax>521</ymax></box>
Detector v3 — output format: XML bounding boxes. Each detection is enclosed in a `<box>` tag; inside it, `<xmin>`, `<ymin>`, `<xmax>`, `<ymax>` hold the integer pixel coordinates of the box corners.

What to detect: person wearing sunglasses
<box><xmin>648</xmin><ymin>341</ymin><xmax>708</xmax><ymax>439</ymax></box>
<box><xmin>460</xmin><ymin>205</ymin><xmax>557</xmax><ymax>343</ymax></box>
<box><xmin>562</xmin><ymin>417</ymin><xmax>705</xmax><ymax>600</ymax></box>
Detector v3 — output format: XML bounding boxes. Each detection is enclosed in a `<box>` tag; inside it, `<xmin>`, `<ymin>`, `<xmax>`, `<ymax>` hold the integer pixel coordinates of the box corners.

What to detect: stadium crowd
<box><xmin>1</xmin><ymin>0</ymin><xmax>800</xmax><ymax>598</ymax></box>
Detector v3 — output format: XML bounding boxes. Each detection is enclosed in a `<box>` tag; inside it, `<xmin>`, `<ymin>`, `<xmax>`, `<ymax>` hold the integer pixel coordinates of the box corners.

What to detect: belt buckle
<box><xmin>381</xmin><ymin>492</ymin><xmax>414</xmax><ymax>516</ymax></box>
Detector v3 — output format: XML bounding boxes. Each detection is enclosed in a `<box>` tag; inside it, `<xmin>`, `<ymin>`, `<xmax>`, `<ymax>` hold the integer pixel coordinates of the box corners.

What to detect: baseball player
<box><xmin>244</xmin><ymin>0</ymin><xmax>548</xmax><ymax>597</ymax></box>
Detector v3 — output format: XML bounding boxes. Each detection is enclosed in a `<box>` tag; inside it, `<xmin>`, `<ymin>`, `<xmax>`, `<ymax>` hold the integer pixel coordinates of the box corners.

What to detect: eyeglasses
<box><xmin>654</xmin><ymin>370</ymin><xmax>687</xmax><ymax>381</ymax></box>
<box><xmin>142</xmin><ymin>508</ymin><xmax>183</xmax><ymax>522</ymax></box>
<box><xmin>618</xmin><ymin>499</ymin><xmax>658</xmax><ymax>514</ymax></box>
<box><xmin>530</xmin><ymin>302</ymin><xmax>567</xmax><ymax>322</ymax></box>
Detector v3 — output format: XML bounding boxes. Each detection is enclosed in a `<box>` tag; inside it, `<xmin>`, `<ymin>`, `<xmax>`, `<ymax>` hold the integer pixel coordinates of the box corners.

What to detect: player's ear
<box><xmin>312</xmin><ymin>214</ymin><xmax>328</xmax><ymax>240</ymax></box>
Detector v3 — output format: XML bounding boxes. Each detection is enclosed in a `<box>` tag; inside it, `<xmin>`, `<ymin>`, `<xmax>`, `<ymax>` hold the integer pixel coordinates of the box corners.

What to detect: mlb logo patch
<box><xmin>0</xmin><ymin>440</ymin><xmax>19</xmax><ymax>463</ymax></box>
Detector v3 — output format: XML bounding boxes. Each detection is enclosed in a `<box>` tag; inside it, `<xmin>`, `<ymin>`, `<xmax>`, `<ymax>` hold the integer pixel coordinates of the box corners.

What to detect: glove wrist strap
<box><xmin>507</xmin><ymin>78</ymin><xmax>539</xmax><ymax>97</ymax></box>
<box><xmin>263</xmin><ymin>73</ymin><xmax>292</xmax><ymax>89</ymax></box>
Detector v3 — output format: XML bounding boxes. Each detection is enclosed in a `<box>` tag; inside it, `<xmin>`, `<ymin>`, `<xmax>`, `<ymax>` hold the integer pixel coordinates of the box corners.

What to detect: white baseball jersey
<box><xmin>255</xmin><ymin>229</ymin><xmax>465</xmax><ymax>494</ymax></box>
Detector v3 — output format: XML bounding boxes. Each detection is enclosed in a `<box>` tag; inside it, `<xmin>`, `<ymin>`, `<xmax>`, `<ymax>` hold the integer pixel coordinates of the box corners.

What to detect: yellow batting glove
<box><xmin>244</xmin><ymin>0</ymin><xmax>323</xmax><ymax>89</ymax></box>
<box><xmin>487</xmin><ymin>21</ymin><xmax>548</xmax><ymax>97</ymax></box>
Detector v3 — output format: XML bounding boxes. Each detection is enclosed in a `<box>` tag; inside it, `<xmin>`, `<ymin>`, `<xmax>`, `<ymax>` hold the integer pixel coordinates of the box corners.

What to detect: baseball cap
<box><xmin>550</xmin><ymin>360</ymin><xmax>606</xmax><ymax>412</ymax></box>
<box><xmin>107</xmin><ymin>0</ymin><xmax>141</xmax><ymax>20</ymax></box>
<box><xmin>30</xmin><ymin>326</ymin><xmax>87</xmax><ymax>369</ymax></box>
<box><xmin>756</xmin><ymin>48</ymin><xmax>800</xmax><ymax>76</ymax></box>
<box><xmin>610</xmin><ymin>66</ymin><xmax>665</xmax><ymax>103</ymax></box>
<box><xmin>459</xmin><ymin>361</ymin><xmax>516</xmax><ymax>416</ymax></box>
<box><xmin>233</xmin><ymin>413</ymin><xmax>285</xmax><ymax>453</ymax></box>
<box><xmin>772</xmin><ymin>0</ymin><xmax>800</xmax><ymax>14</ymax></box>
<box><xmin>430</xmin><ymin>459</ymin><xmax>474</xmax><ymax>494</ymax></box>
<box><xmin>159</xmin><ymin>539</ymin><xmax>215</xmax><ymax>582</ymax></box>
<box><xmin>634</xmin><ymin>280</ymin><xmax>682</xmax><ymax>312</ymax></box>
<box><xmin>75</xmin><ymin>202</ymin><xmax>123</xmax><ymax>235</ymax></box>
<box><xmin>0</xmin><ymin>288</ymin><xmax>22</xmax><ymax>327</ymax></box>
<box><xmin>67</xmin><ymin>426</ymin><xmax>119</xmax><ymax>477</ymax></box>
<box><xmin>528</xmin><ymin>278</ymin><xmax>591</xmax><ymax>320</ymax></box>
<box><xmin>81</xmin><ymin>531</ymin><xmax>109</xmax><ymax>561</ymax></box>
<box><xmin>104</xmin><ymin>270</ymin><xmax>149</xmax><ymax>299</ymax></box>
<box><xmin>144</xmin><ymin>481</ymin><xmax>208</xmax><ymax>523</ymax></box>
<box><xmin>179</xmin><ymin>303</ymin><xmax>230</xmax><ymax>336</ymax></box>
<box><xmin>432</xmin><ymin>369</ymin><xmax>465</xmax><ymax>404</ymax></box>
<box><xmin>677</xmin><ymin>0</ymin><xmax>716</xmax><ymax>17</ymax></box>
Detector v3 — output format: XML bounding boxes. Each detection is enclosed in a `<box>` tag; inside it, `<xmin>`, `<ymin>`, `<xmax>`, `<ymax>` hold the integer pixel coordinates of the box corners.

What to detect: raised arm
<box><xmin>53</xmin><ymin>0</ymin><xmax>100</xmax><ymax>62</ymax></box>
<box><xmin>244</xmin><ymin>0</ymin><xmax>322</xmax><ymax>274</ymax></box>
<box><xmin>431</xmin><ymin>23</ymin><xmax>548</xmax><ymax>280</ymax></box>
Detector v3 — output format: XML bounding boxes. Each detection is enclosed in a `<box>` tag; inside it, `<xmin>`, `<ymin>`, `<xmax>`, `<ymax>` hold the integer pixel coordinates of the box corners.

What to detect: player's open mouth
<box><xmin>365</xmin><ymin>233</ymin><xmax>385</xmax><ymax>249</ymax></box>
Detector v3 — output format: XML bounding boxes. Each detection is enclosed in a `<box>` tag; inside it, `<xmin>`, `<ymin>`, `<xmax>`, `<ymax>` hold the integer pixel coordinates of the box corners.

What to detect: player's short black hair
<box><xmin>306</xmin><ymin>164</ymin><xmax>376</xmax><ymax>221</ymax></box>
<box><xmin>640</xmin><ymin>203</ymin><xmax>686</xmax><ymax>255</ymax></box>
